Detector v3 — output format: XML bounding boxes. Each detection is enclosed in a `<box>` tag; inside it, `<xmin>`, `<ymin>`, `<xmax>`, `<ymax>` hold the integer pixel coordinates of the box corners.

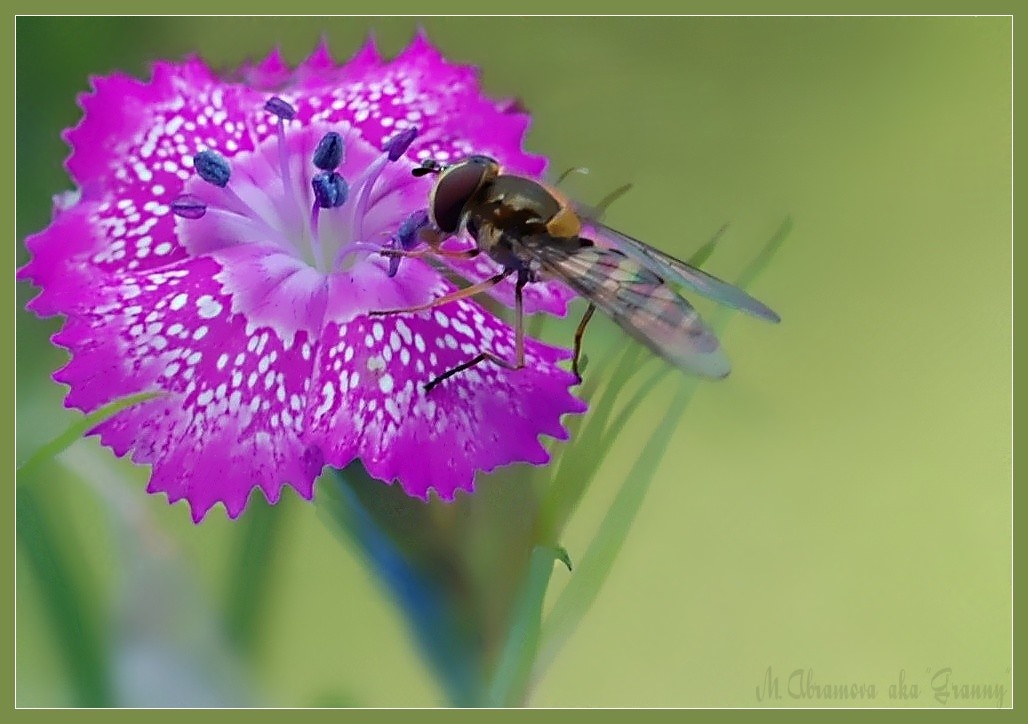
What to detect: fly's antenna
<box><xmin>412</xmin><ymin>159</ymin><xmax>447</xmax><ymax>177</ymax></box>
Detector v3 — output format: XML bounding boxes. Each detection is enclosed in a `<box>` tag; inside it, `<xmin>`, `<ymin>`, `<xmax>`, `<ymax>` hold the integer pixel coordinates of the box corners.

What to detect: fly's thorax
<box><xmin>471</xmin><ymin>174</ymin><xmax>582</xmax><ymax>235</ymax></box>
<box><xmin>482</xmin><ymin>175</ymin><xmax>561</xmax><ymax>219</ymax></box>
<box><xmin>480</xmin><ymin>175</ymin><xmax>576</xmax><ymax>232</ymax></box>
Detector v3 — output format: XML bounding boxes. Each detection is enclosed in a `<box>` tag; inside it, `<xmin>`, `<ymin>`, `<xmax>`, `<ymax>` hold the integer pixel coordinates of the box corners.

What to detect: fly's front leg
<box><xmin>369</xmin><ymin>270</ymin><xmax>511</xmax><ymax>317</ymax></box>
<box><xmin>382</xmin><ymin>213</ymin><xmax>481</xmax><ymax>276</ymax></box>
<box><xmin>424</xmin><ymin>269</ymin><xmax>528</xmax><ymax>393</ymax></box>
<box><xmin>384</xmin><ymin>210</ymin><xmax>439</xmax><ymax>276</ymax></box>
<box><xmin>379</xmin><ymin>247</ymin><xmax>481</xmax><ymax>262</ymax></box>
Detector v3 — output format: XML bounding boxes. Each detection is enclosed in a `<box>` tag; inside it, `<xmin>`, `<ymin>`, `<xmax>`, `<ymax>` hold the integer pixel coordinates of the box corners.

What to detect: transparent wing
<box><xmin>584</xmin><ymin>222</ymin><xmax>781</xmax><ymax>323</ymax></box>
<box><xmin>525</xmin><ymin>236</ymin><xmax>731</xmax><ymax>378</ymax></box>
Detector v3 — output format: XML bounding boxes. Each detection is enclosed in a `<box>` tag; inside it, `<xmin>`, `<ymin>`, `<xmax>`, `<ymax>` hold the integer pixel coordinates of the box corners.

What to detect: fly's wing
<box><xmin>524</xmin><ymin>236</ymin><xmax>731</xmax><ymax>378</ymax></box>
<box><xmin>585</xmin><ymin>222</ymin><xmax>781</xmax><ymax>323</ymax></box>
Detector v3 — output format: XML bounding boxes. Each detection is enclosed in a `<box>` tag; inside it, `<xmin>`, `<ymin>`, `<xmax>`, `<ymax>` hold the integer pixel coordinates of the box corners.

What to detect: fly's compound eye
<box><xmin>429</xmin><ymin>159</ymin><xmax>496</xmax><ymax>233</ymax></box>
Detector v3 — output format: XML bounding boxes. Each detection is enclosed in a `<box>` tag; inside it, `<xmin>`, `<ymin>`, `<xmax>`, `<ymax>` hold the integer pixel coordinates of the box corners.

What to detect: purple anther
<box><xmin>311</xmin><ymin>171</ymin><xmax>349</xmax><ymax>209</ymax></box>
<box><xmin>170</xmin><ymin>194</ymin><xmax>208</xmax><ymax>220</ymax></box>
<box><xmin>193</xmin><ymin>150</ymin><xmax>231</xmax><ymax>188</ymax></box>
<box><xmin>385</xmin><ymin>126</ymin><xmax>418</xmax><ymax>162</ymax></box>
<box><xmin>396</xmin><ymin>208</ymin><xmax>430</xmax><ymax>250</ymax></box>
<box><xmin>263</xmin><ymin>96</ymin><xmax>297</xmax><ymax>121</ymax></box>
<box><xmin>313</xmin><ymin>131</ymin><xmax>344</xmax><ymax>171</ymax></box>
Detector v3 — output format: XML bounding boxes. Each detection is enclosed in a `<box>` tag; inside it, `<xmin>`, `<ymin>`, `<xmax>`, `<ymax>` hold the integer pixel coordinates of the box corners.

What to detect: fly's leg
<box><xmin>425</xmin><ymin>270</ymin><xmax>528</xmax><ymax>393</ymax></box>
<box><xmin>571</xmin><ymin>303</ymin><xmax>596</xmax><ymax>384</ymax></box>
<box><xmin>423</xmin><ymin>351</ymin><xmax>518</xmax><ymax>393</ymax></box>
<box><xmin>368</xmin><ymin>270</ymin><xmax>511</xmax><ymax>317</ymax></box>
<box><xmin>381</xmin><ymin>215</ymin><xmax>481</xmax><ymax>275</ymax></box>
<box><xmin>379</xmin><ymin>247</ymin><xmax>481</xmax><ymax>261</ymax></box>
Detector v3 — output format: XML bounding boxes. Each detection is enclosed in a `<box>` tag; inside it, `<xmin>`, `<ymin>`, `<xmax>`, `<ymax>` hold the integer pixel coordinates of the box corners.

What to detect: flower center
<box><xmin>173</xmin><ymin>96</ymin><xmax>423</xmax><ymax>276</ymax></box>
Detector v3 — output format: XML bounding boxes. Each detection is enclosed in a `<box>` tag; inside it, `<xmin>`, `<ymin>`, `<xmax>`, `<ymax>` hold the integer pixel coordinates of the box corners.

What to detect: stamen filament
<box><xmin>309</xmin><ymin>202</ymin><xmax>326</xmax><ymax>270</ymax></box>
<box><xmin>350</xmin><ymin>154</ymin><xmax>389</xmax><ymax>246</ymax></box>
<box><xmin>215</xmin><ymin>186</ymin><xmax>294</xmax><ymax>252</ymax></box>
<box><xmin>219</xmin><ymin>184</ymin><xmax>268</xmax><ymax>226</ymax></box>
<box><xmin>268</xmin><ymin>112</ymin><xmax>314</xmax><ymax>265</ymax></box>
<box><xmin>350</xmin><ymin>128</ymin><xmax>419</xmax><ymax>245</ymax></box>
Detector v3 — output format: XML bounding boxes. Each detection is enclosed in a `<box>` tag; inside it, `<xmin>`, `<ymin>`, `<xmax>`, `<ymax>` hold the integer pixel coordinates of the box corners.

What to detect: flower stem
<box><xmin>319</xmin><ymin>467</ymin><xmax>483</xmax><ymax>706</ymax></box>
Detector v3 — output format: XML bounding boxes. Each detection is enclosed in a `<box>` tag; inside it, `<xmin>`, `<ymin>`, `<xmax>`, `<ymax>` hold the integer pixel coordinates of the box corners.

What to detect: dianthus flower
<box><xmin>19</xmin><ymin>34</ymin><xmax>585</xmax><ymax>521</ymax></box>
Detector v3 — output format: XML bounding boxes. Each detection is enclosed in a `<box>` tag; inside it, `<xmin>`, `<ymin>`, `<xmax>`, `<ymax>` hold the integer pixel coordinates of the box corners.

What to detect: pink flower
<box><xmin>19</xmin><ymin>34</ymin><xmax>585</xmax><ymax>522</ymax></box>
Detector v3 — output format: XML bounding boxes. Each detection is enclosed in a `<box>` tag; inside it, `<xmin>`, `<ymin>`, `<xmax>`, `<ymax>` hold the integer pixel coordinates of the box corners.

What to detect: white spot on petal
<box><xmin>196</xmin><ymin>295</ymin><xmax>223</xmax><ymax>319</ymax></box>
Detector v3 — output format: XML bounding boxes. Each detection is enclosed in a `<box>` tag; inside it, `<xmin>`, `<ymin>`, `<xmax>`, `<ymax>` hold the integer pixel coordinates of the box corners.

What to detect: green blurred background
<box><xmin>15</xmin><ymin>16</ymin><xmax>1011</xmax><ymax>707</ymax></box>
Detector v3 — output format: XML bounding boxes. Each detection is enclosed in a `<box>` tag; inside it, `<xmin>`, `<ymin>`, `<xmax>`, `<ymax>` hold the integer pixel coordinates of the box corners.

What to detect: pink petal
<box><xmin>307</xmin><ymin>298</ymin><xmax>585</xmax><ymax>500</ymax></box>
<box><xmin>238</xmin><ymin>47</ymin><xmax>292</xmax><ymax>90</ymax></box>
<box><xmin>55</xmin><ymin>255</ymin><xmax>321</xmax><ymax>521</ymax></box>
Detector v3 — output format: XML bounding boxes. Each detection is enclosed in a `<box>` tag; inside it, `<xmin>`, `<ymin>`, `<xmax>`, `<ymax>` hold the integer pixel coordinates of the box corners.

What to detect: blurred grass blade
<box><xmin>729</xmin><ymin>217</ymin><xmax>792</xmax><ymax>296</ymax></box>
<box><xmin>537</xmin><ymin>344</ymin><xmax>646</xmax><ymax>542</ymax></box>
<box><xmin>485</xmin><ymin>546</ymin><xmax>565</xmax><ymax>707</ymax></box>
<box><xmin>223</xmin><ymin>495</ymin><xmax>285</xmax><ymax>658</ymax></box>
<box><xmin>593</xmin><ymin>183</ymin><xmax>634</xmax><ymax>216</ymax></box>
<box><xmin>534</xmin><ymin>218</ymin><xmax>790</xmax><ymax>680</ymax></box>
<box><xmin>536</xmin><ymin>223</ymin><xmax>736</xmax><ymax>543</ymax></box>
<box><xmin>598</xmin><ymin>367</ymin><xmax>672</xmax><ymax>449</ymax></box>
<box><xmin>16</xmin><ymin>391</ymin><xmax>162</xmax><ymax>481</ymax></box>
<box><xmin>687</xmin><ymin>223</ymin><xmax>729</xmax><ymax>268</ymax></box>
<box><xmin>17</xmin><ymin>485</ymin><xmax>113</xmax><ymax>706</ymax></box>
<box><xmin>534</xmin><ymin>379</ymin><xmax>698</xmax><ymax>681</ymax></box>
<box><xmin>540</xmin><ymin>352</ymin><xmax>664</xmax><ymax>540</ymax></box>
<box><xmin>319</xmin><ymin>468</ymin><xmax>482</xmax><ymax>706</ymax></box>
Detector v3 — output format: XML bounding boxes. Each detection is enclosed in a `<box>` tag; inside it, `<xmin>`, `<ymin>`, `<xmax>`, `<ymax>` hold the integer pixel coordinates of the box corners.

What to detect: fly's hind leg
<box><xmin>425</xmin><ymin>270</ymin><xmax>528</xmax><ymax>393</ymax></box>
<box><xmin>571</xmin><ymin>303</ymin><xmax>596</xmax><ymax>384</ymax></box>
<box><xmin>423</xmin><ymin>350</ymin><xmax>521</xmax><ymax>393</ymax></box>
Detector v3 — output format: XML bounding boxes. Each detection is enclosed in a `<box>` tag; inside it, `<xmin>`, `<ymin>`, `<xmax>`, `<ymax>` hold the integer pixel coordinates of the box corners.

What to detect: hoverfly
<box><xmin>371</xmin><ymin>154</ymin><xmax>779</xmax><ymax>391</ymax></box>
